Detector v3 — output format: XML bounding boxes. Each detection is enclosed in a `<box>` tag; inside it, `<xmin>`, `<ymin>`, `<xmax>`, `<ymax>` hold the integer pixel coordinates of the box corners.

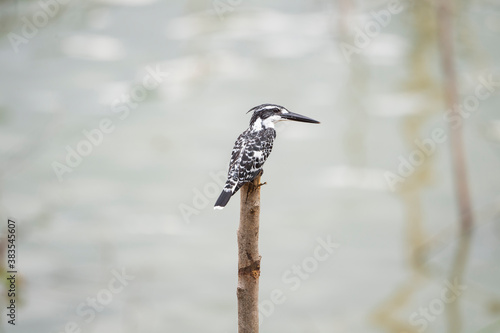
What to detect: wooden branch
<box><xmin>237</xmin><ymin>174</ymin><xmax>262</xmax><ymax>333</ymax></box>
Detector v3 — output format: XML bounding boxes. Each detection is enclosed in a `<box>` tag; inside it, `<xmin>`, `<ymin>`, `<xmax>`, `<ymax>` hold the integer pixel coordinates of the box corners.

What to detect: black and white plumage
<box><xmin>214</xmin><ymin>104</ymin><xmax>320</xmax><ymax>209</ymax></box>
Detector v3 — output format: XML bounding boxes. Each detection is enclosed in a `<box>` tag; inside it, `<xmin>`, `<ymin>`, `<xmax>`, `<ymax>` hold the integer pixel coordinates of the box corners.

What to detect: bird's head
<box><xmin>247</xmin><ymin>104</ymin><xmax>320</xmax><ymax>130</ymax></box>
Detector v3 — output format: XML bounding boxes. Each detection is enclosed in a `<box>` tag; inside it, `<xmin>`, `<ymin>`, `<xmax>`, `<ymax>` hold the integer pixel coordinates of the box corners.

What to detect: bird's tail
<box><xmin>214</xmin><ymin>188</ymin><xmax>233</xmax><ymax>210</ymax></box>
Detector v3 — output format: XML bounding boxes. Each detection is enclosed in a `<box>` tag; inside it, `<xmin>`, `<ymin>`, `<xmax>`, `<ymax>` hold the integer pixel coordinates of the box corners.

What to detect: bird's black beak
<box><xmin>281</xmin><ymin>111</ymin><xmax>320</xmax><ymax>124</ymax></box>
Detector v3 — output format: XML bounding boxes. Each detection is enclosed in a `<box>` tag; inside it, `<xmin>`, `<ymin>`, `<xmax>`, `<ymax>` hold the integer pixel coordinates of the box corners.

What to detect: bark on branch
<box><xmin>237</xmin><ymin>174</ymin><xmax>262</xmax><ymax>333</ymax></box>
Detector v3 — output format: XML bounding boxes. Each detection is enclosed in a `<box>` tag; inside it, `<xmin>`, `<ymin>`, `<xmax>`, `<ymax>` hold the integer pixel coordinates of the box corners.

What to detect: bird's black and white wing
<box><xmin>238</xmin><ymin>128</ymin><xmax>275</xmax><ymax>188</ymax></box>
<box><xmin>214</xmin><ymin>128</ymin><xmax>275</xmax><ymax>209</ymax></box>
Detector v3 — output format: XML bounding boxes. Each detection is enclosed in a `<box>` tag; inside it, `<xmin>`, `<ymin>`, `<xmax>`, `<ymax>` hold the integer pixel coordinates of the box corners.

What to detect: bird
<box><xmin>214</xmin><ymin>104</ymin><xmax>320</xmax><ymax>209</ymax></box>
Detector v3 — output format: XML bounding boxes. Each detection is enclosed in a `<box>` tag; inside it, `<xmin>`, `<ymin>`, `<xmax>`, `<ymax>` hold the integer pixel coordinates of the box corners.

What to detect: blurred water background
<box><xmin>0</xmin><ymin>0</ymin><xmax>499</xmax><ymax>332</ymax></box>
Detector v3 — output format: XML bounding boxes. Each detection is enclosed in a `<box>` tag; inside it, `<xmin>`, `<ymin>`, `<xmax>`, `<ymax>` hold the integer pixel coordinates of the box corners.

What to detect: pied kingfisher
<box><xmin>214</xmin><ymin>104</ymin><xmax>320</xmax><ymax>209</ymax></box>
